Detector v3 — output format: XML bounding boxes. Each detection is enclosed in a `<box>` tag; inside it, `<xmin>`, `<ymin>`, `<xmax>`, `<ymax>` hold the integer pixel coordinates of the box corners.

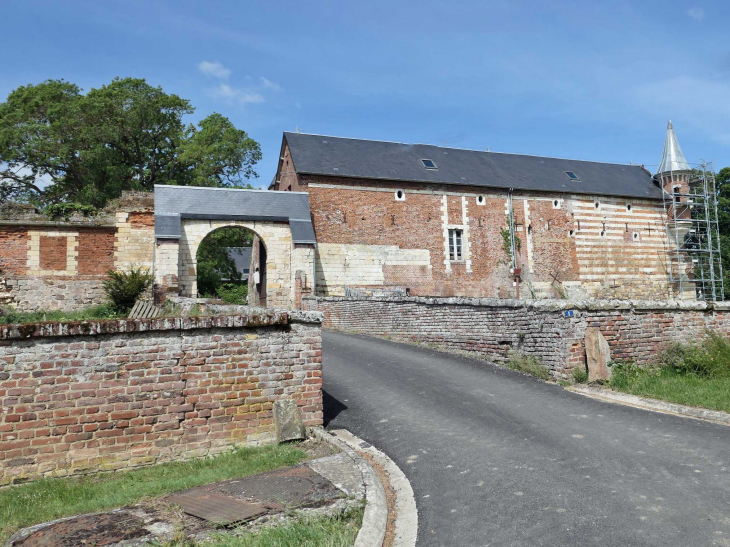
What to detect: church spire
<box><xmin>656</xmin><ymin>120</ymin><xmax>690</xmax><ymax>175</ymax></box>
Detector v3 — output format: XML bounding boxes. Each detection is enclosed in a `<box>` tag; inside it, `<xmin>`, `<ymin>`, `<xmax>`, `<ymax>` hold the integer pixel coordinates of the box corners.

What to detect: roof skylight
<box><xmin>421</xmin><ymin>159</ymin><xmax>438</xmax><ymax>169</ymax></box>
<box><xmin>564</xmin><ymin>171</ymin><xmax>580</xmax><ymax>181</ymax></box>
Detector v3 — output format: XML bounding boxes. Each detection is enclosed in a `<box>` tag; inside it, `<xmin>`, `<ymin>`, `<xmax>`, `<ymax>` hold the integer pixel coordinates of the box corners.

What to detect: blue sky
<box><xmin>2</xmin><ymin>0</ymin><xmax>729</xmax><ymax>187</ymax></box>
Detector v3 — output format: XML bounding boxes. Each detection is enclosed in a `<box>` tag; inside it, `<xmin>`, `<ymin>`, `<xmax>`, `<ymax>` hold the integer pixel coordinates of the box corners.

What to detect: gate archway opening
<box><xmin>194</xmin><ymin>225</ymin><xmax>267</xmax><ymax>306</ymax></box>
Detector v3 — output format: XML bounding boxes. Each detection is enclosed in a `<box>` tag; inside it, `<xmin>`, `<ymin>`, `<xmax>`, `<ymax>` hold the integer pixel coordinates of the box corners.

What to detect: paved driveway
<box><xmin>322</xmin><ymin>331</ymin><xmax>730</xmax><ymax>547</ymax></box>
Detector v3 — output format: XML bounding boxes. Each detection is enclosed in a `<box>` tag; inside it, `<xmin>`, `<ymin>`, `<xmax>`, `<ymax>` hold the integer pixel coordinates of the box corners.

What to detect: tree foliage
<box><xmin>196</xmin><ymin>226</ymin><xmax>254</xmax><ymax>299</ymax></box>
<box><xmin>0</xmin><ymin>78</ymin><xmax>261</xmax><ymax>207</ymax></box>
<box><xmin>714</xmin><ymin>167</ymin><xmax>730</xmax><ymax>299</ymax></box>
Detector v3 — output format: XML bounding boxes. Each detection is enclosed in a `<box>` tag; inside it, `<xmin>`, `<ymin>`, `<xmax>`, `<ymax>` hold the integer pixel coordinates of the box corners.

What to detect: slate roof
<box><xmin>154</xmin><ymin>185</ymin><xmax>316</xmax><ymax>244</ymax></box>
<box><xmin>284</xmin><ymin>132</ymin><xmax>663</xmax><ymax>201</ymax></box>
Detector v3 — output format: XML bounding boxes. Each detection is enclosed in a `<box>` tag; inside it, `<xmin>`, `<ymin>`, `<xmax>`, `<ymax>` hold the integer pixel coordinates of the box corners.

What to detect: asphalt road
<box><xmin>322</xmin><ymin>331</ymin><xmax>730</xmax><ymax>547</ymax></box>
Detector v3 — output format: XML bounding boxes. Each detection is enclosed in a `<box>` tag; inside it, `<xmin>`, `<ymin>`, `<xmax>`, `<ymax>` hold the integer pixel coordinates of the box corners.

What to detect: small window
<box><xmin>626</xmin><ymin>203</ymin><xmax>632</xmax><ymax>212</ymax></box>
<box><xmin>395</xmin><ymin>189</ymin><xmax>405</xmax><ymax>201</ymax></box>
<box><xmin>632</xmin><ymin>232</ymin><xmax>639</xmax><ymax>241</ymax></box>
<box><xmin>552</xmin><ymin>199</ymin><xmax>560</xmax><ymax>209</ymax></box>
<box><xmin>569</xmin><ymin>229</ymin><xmax>574</xmax><ymax>237</ymax></box>
<box><xmin>594</xmin><ymin>201</ymin><xmax>600</xmax><ymax>210</ymax></box>
<box><xmin>600</xmin><ymin>230</ymin><xmax>606</xmax><ymax>237</ymax></box>
<box><xmin>476</xmin><ymin>195</ymin><xmax>485</xmax><ymax>206</ymax></box>
<box><xmin>565</xmin><ymin>171</ymin><xmax>580</xmax><ymax>181</ymax></box>
<box><xmin>448</xmin><ymin>229</ymin><xmax>463</xmax><ymax>261</ymax></box>
<box><xmin>673</xmin><ymin>186</ymin><xmax>681</xmax><ymax>203</ymax></box>
<box><xmin>421</xmin><ymin>159</ymin><xmax>438</xmax><ymax>169</ymax></box>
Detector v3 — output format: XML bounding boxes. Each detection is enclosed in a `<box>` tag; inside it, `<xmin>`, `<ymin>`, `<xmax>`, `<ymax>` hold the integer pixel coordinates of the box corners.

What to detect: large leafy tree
<box><xmin>0</xmin><ymin>78</ymin><xmax>261</xmax><ymax>207</ymax></box>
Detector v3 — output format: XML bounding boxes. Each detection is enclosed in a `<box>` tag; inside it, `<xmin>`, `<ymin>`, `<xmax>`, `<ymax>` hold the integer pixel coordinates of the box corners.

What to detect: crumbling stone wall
<box><xmin>0</xmin><ymin>310</ymin><xmax>323</xmax><ymax>485</ymax></box>
<box><xmin>0</xmin><ymin>192</ymin><xmax>154</xmax><ymax>312</ymax></box>
<box><xmin>314</xmin><ymin>296</ymin><xmax>730</xmax><ymax>378</ymax></box>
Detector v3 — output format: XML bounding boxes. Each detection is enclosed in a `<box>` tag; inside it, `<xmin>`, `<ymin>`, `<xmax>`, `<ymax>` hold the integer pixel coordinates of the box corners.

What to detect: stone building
<box><xmin>270</xmin><ymin>123</ymin><xmax>704</xmax><ymax>300</ymax></box>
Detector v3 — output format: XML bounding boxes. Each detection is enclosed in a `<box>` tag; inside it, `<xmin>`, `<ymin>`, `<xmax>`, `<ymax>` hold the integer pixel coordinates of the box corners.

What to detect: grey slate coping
<box><xmin>285</xmin><ymin>132</ymin><xmax>663</xmax><ymax>200</ymax></box>
<box><xmin>154</xmin><ymin>185</ymin><xmax>315</xmax><ymax>244</ymax></box>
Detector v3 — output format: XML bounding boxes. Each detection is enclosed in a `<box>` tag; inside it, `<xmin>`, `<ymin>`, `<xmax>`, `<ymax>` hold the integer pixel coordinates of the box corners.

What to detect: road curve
<box><xmin>322</xmin><ymin>331</ymin><xmax>730</xmax><ymax>547</ymax></box>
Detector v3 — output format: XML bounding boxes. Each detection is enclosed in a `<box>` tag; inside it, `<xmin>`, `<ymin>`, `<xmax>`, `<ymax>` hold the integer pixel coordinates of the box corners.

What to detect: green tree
<box><xmin>0</xmin><ymin>78</ymin><xmax>261</xmax><ymax>207</ymax></box>
<box><xmin>196</xmin><ymin>226</ymin><xmax>254</xmax><ymax>299</ymax></box>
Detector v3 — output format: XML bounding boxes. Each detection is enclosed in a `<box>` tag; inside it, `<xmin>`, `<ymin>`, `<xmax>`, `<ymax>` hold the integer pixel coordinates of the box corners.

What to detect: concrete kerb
<box><xmin>313</xmin><ymin>428</ymin><xmax>418</xmax><ymax>547</ymax></box>
<box><xmin>567</xmin><ymin>385</ymin><xmax>730</xmax><ymax>427</ymax></box>
<box><xmin>312</xmin><ymin>428</ymin><xmax>387</xmax><ymax>547</ymax></box>
<box><xmin>331</xmin><ymin>429</ymin><xmax>419</xmax><ymax>547</ymax></box>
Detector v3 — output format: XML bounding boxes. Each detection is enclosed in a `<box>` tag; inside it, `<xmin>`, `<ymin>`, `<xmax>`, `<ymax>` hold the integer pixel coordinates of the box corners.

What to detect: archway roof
<box><xmin>153</xmin><ymin>185</ymin><xmax>316</xmax><ymax>244</ymax></box>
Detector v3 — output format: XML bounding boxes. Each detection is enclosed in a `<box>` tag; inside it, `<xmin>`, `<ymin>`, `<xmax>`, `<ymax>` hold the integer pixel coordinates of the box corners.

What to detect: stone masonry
<box><xmin>0</xmin><ymin>310</ymin><xmax>323</xmax><ymax>485</ymax></box>
<box><xmin>313</xmin><ymin>296</ymin><xmax>730</xmax><ymax>378</ymax></box>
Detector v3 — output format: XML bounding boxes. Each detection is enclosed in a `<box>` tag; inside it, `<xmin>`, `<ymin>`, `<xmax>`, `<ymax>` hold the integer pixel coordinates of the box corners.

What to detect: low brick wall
<box><xmin>0</xmin><ymin>310</ymin><xmax>323</xmax><ymax>485</ymax></box>
<box><xmin>312</xmin><ymin>296</ymin><xmax>730</xmax><ymax>377</ymax></box>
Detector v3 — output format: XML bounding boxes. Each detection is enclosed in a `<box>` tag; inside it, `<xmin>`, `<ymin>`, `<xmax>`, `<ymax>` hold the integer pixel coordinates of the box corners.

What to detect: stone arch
<box><xmin>178</xmin><ymin>219</ymin><xmax>293</xmax><ymax>308</ymax></box>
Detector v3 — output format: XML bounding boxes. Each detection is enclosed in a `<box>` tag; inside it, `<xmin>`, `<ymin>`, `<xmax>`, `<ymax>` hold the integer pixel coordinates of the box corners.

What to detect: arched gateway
<box><xmin>152</xmin><ymin>185</ymin><xmax>316</xmax><ymax>309</ymax></box>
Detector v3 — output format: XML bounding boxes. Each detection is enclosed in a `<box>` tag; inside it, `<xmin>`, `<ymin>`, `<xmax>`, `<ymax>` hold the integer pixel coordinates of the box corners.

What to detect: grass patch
<box><xmin>505</xmin><ymin>351</ymin><xmax>551</xmax><ymax>380</ymax></box>
<box><xmin>0</xmin><ymin>444</ymin><xmax>306</xmax><ymax>543</ymax></box>
<box><xmin>609</xmin><ymin>332</ymin><xmax>730</xmax><ymax>413</ymax></box>
<box><xmin>0</xmin><ymin>304</ymin><xmax>123</xmax><ymax>325</ymax></box>
<box><xmin>170</xmin><ymin>505</ymin><xmax>364</xmax><ymax>547</ymax></box>
<box><xmin>572</xmin><ymin>367</ymin><xmax>588</xmax><ymax>384</ymax></box>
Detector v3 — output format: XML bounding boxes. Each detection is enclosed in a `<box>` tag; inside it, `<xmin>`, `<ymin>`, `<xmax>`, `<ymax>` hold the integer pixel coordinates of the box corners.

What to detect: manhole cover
<box><xmin>215</xmin><ymin>466</ymin><xmax>343</xmax><ymax>510</ymax></box>
<box><xmin>168</xmin><ymin>491</ymin><xmax>266</xmax><ymax>524</ymax></box>
<box><xmin>14</xmin><ymin>513</ymin><xmax>147</xmax><ymax>547</ymax></box>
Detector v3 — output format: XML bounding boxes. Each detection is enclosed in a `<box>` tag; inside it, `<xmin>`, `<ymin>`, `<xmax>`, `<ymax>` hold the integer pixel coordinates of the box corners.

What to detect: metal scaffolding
<box><xmin>660</xmin><ymin>161</ymin><xmax>724</xmax><ymax>301</ymax></box>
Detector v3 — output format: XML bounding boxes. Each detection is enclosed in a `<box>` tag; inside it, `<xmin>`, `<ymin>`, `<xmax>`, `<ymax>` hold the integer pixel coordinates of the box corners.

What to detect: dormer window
<box><xmin>421</xmin><ymin>159</ymin><xmax>438</xmax><ymax>169</ymax></box>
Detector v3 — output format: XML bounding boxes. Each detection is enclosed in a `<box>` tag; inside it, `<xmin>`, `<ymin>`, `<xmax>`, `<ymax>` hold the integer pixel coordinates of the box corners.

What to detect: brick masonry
<box><xmin>273</xmin><ymin>140</ymin><xmax>680</xmax><ymax>301</ymax></box>
<box><xmin>0</xmin><ymin>310</ymin><xmax>323</xmax><ymax>485</ymax></box>
<box><xmin>0</xmin><ymin>193</ymin><xmax>155</xmax><ymax>312</ymax></box>
<box><xmin>312</xmin><ymin>296</ymin><xmax>730</xmax><ymax>378</ymax></box>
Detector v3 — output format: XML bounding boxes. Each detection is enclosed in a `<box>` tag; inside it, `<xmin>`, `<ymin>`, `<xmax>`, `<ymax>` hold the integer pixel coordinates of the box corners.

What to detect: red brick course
<box><xmin>39</xmin><ymin>236</ymin><xmax>68</xmax><ymax>271</ymax></box>
<box><xmin>78</xmin><ymin>229</ymin><xmax>115</xmax><ymax>275</ymax></box>
<box><xmin>0</xmin><ymin>227</ymin><xmax>28</xmax><ymax>276</ymax></box>
<box><xmin>0</xmin><ymin>312</ymin><xmax>323</xmax><ymax>485</ymax></box>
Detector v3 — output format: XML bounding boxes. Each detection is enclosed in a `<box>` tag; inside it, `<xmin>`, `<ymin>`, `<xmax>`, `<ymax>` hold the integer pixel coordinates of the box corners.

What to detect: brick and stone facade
<box><xmin>0</xmin><ymin>310</ymin><xmax>323</xmax><ymax>485</ymax></box>
<box><xmin>0</xmin><ymin>193</ymin><xmax>155</xmax><ymax>312</ymax></box>
<box><xmin>273</xmin><ymin>139</ymin><xmax>676</xmax><ymax>301</ymax></box>
<box><xmin>313</xmin><ymin>295</ymin><xmax>730</xmax><ymax>378</ymax></box>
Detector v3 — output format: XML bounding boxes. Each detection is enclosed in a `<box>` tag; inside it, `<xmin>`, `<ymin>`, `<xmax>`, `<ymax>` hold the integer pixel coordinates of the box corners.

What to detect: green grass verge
<box><xmin>506</xmin><ymin>351</ymin><xmax>551</xmax><ymax>380</ymax></box>
<box><xmin>0</xmin><ymin>304</ymin><xmax>123</xmax><ymax>325</ymax></box>
<box><xmin>0</xmin><ymin>444</ymin><xmax>306</xmax><ymax>543</ymax></box>
<box><xmin>609</xmin><ymin>367</ymin><xmax>730</xmax><ymax>413</ymax></box>
<box><xmin>189</xmin><ymin>506</ymin><xmax>364</xmax><ymax>547</ymax></box>
<box><xmin>609</xmin><ymin>332</ymin><xmax>730</xmax><ymax>413</ymax></box>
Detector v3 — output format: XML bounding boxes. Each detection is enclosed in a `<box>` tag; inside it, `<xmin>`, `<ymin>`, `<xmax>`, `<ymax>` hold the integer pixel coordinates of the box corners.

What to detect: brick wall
<box><xmin>290</xmin><ymin>170</ymin><xmax>673</xmax><ymax>300</ymax></box>
<box><xmin>314</xmin><ymin>296</ymin><xmax>730</xmax><ymax>378</ymax></box>
<box><xmin>0</xmin><ymin>310</ymin><xmax>323</xmax><ymax>485</ymax></box>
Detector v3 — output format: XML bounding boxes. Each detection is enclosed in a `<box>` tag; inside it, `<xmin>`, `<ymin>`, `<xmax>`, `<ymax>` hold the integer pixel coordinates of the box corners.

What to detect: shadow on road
<box><xmin>322</xmin><ymin>389</ymin><xmax>348</xmax><ymax>427</ymax></box>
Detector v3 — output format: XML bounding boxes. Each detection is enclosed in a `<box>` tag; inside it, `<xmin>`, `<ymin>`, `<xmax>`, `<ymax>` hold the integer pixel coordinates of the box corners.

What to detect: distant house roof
<box><xmin>154</xmin><ymin>185</ymin><xmax>316</xmax><ymax>244</ymax></box>
<box><xmin>284</xmin><ymin>132</ymin><xmax>663</xmax><ymax>201</ymax></box>
<box><xmin>226</xmin><ymin>247</ymin><xmax>253</xmax><ymax>278</ymax></box>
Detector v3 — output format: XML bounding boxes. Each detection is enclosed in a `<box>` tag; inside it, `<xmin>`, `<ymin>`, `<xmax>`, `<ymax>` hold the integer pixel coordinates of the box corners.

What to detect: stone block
<box><xmin>585</xmin><ymin>327</ymin><xmax>612</xmax><ymax>382</ymax></box>
<box><xmin>273</xmin><ymin>399</ymin><xmax>305</xmax><ymax>443</ymax></box>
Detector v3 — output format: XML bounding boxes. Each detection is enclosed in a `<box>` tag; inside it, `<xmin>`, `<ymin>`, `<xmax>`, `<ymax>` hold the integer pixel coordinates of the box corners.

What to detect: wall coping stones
<box><xmin>0</xmin><ymin>309</ymin><xmax>322</xmax><ymax>341</ymax></box>
<box><xmin>313</xmin><ymin>295</ymin><xmax>730</xmax><ymax>312</ymax></box>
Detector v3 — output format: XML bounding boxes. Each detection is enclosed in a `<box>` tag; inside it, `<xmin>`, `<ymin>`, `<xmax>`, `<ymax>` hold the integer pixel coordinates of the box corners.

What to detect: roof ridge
<box><xmin>284</xmin><ymin>132</ymin><xmax>644</xmax><ymax>168</ymax></box>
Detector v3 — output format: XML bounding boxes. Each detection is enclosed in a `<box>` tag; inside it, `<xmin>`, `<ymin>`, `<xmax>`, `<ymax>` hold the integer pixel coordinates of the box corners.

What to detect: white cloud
<box><xmin>260</xmin><ymin>77</ymin><xmax>282</xmax><ymax>92</ymax></box>
<box><xmin>209</xmin><ymin>83</ymin><xmax>265</xmax><ymax>106</ymax></box>
<box><xmin>197</xmin><ymin>61</ymin><xmax>231</xmax><ymax>79</ymax></box>
<box><xmin>687</xmin><ymin>8</ymin><xmax>705</xmax><ymax>21</ymax></box>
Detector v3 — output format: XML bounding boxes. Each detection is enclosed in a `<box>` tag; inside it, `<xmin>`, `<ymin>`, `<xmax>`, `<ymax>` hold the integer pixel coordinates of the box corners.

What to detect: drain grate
<box><xmin>168</xmin><ymin>491</ymin><xmax>266</xmax><ymax>525</ymax></box>
<box><xmin>215</xmin><ymin>466</ymin><xmax>343</xmax><ymax>510</ymax></box>
<box><xmin>14</xmin><ymin>513</ymin><xmax>147</xmax><ymax>547</ymax></box>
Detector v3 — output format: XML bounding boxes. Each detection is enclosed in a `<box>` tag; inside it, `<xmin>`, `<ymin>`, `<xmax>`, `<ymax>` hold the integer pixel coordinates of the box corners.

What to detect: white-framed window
<box><xmin>395</xmin><ymin>189</ymin><xmax>406</xmax><ymax>201</ymax></box>
<box><xmin>476</xmin><ymin>195</ymin><xmax>486</xmax><ymax>206</ymax></box>
<box><xmin>448</xmin><ymin>229</ymin><xmax>463</xmax><ymax>261</ymax></box>
<box><xmin>552</xmin><ymin>199</ymin><xmax>561</xmax><ymax>209</ymax></box>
